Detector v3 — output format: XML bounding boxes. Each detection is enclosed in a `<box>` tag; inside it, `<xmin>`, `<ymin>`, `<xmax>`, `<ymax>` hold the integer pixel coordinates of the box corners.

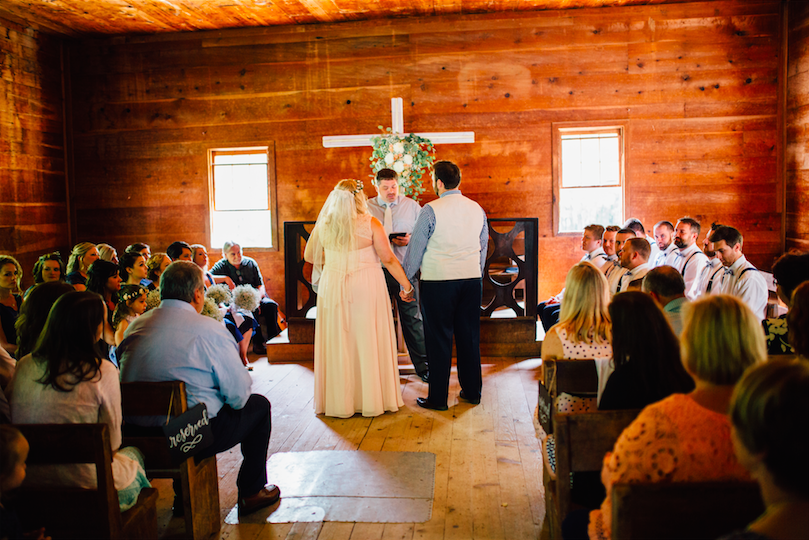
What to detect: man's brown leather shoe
<box><xmin>239</xmin><ymin>485</ymin><xmax>281</xmax><ymax>515</ymax></box>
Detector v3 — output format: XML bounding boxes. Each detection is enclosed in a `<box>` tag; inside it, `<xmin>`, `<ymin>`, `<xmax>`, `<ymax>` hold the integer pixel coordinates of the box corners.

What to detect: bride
<box><xmin>304</xmin><ymin>179</ymin><xmax>414</xmax><ymax>418</ymax></box>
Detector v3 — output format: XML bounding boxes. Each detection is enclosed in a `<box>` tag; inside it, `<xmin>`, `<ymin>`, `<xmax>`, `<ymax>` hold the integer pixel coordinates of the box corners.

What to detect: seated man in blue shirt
<box><xmin>118</xmin><ymin>261</ymin><xmax>279</xmax><ymax>515</ymax></box>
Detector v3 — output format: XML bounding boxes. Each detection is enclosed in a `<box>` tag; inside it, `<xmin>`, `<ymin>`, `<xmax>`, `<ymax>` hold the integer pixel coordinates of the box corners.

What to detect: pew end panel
<box><xmin>121</xmin><ymin>381</ymin><xmax>220</xmax><ymax>540</ymax></box>
<box><xmin>13</xmin><ymin>423</ymin><xmax>159</xmax><ymax>540</ymax></box>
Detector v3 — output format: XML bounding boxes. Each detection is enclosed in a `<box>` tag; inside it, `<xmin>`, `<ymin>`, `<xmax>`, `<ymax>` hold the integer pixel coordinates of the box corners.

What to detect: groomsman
<box><xmin>670</xmin><ymin>217</ymin><xmax>710</xmax><ymax>299</ymax></box>
<box><xmin>367</xmin><ymin>168</ymin><xmax>429</xmax><ymax>382</ymax></box>
<box><xmin>693</xmin><ymin>222</ymin><xmax>725</xmax><ymax>298</ymax></box>
<box><xmin>652</xmin><ymin>221</ymin><xmax>677</xmax><ymax>267</ymax></box>
<box><xmin>402</xmin><ymin>161</ymin><xmax>488</xmax><ymax>411</ymax></box>
<box><xmin>709</xmin><ymin>225</ymin><xmax>768</xmax><ymax>319</ymax></box>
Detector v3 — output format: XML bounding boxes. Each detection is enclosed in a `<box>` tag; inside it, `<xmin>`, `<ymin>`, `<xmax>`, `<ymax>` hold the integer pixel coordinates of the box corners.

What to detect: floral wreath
<box><xmin>370</xmin><ymin>127</ymin><xmax>436</xmax><ymax>201</ymax></box>
<box><xmin>119</xmin><ymin>287</ymin><xmax>147</xmax><ymax>303</ymax></box>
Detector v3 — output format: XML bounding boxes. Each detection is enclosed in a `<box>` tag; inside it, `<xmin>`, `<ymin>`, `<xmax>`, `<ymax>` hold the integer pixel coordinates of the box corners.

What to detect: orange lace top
<box><xmin>588</xmin><ymin>393</ymin><xmax>750</xmax><ymax>540</ymax></box>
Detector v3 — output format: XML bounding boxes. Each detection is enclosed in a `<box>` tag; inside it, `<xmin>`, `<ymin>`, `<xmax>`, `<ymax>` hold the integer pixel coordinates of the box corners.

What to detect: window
<box><xmin>208</xmin><ymin>146</ymin><xmax>277</xmax><ymax>249</ymax></box>
<box><xmin>552</xmin><ymin>122</ymin><xmax>626</xmax><ymax>234</ymax></box>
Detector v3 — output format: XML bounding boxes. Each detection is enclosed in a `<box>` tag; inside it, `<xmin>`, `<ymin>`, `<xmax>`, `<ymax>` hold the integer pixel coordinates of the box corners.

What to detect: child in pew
<box><xmin>113</xmin><ymin>285</ymin><xmax>148</xmax><ymax>347</ymax></box>
<box><xmin>719</xmin><ymin>358</ymin><xmax>809</xmax><ymax>540</ymax></box>
<box><xmin>7</xmin><ymin>292</ymin><xmax>151</xmax><ymax>512</ymax></box>
<box><xmin>0</xmin><ymin>425</ymin><xmax>48</xmax><ymax>540</ymax></box>
<box><xmin>563</xmin><ymin>295</ymin><xmax>765</xmax><ymax>540</ymax></box>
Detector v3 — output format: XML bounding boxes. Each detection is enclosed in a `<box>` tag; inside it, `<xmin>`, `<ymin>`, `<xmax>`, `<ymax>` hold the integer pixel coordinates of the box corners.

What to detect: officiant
<box><xmin>367</xmin><ymin>168</ymin><xmax>430</xmax><ymax>382</ymax></box>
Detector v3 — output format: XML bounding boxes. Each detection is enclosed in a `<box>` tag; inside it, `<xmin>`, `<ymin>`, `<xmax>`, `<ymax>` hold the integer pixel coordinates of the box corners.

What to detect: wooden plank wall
<box><xmin>68</xmin><ymin>0</ymin><xmax>783</xmax><ymax>306</ymax></box>
<box><xmin>787</xmin><ymin>0</ymin><xmax>809</xmax><ymax>252</ymax></box>
<box><xmin>0</xmin><ymin>15</ymin><xmax>69</xmax><ymax>289</ymax></box>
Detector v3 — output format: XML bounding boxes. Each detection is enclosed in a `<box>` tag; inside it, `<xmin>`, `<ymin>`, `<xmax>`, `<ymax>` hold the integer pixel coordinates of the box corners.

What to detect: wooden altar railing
<box><xmin>283</xmin><ymin>218</ymin><xmax>538</xmax><ymax>319</ymax></box>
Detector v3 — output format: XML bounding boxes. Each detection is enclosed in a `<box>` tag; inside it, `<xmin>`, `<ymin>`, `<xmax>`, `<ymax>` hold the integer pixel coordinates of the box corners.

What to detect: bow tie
<box><xmin>675</xmin><ymin>250</ymin><xmax>688</xmax><ymax>257</ymax></box>
<box><xmin>724</xmin><ymin>267</ymin><xmax>734</xmax><ymax>276</ymax></box>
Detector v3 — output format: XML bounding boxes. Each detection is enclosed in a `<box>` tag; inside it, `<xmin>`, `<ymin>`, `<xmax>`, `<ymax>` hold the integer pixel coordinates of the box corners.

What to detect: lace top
<box><xmin>588</xmin><ymin>393</ymin><xmax>750</xmax><ymax>540</ymax></box>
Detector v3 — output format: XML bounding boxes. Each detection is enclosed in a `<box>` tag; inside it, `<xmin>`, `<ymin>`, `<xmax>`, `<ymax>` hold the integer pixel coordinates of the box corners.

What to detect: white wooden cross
<box><xmin>322</xmin><ymin>97</ymin><xmax>475</xmax><ymax>148</ymax></box>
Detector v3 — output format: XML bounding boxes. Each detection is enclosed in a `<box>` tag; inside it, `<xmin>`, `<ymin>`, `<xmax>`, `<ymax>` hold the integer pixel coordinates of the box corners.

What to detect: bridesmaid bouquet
<box><xmin>233</xmin><ymin>285</ymin><xmax>261</xmax><ymax>313</ymax></box>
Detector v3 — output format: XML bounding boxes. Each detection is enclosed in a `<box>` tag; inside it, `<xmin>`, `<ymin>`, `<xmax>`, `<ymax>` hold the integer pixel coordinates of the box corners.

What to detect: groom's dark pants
<box><xmin>419</xmin><ymin>278</ymin><xmax>483</xmax><ymax>407</ymax></box>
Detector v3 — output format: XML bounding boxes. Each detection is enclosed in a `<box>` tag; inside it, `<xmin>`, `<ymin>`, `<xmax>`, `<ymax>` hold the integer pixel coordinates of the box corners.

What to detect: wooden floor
<box><xmin>154</xmin><ymin>355</ymin><xmax>546</xmax><ymax>540</ymax></box>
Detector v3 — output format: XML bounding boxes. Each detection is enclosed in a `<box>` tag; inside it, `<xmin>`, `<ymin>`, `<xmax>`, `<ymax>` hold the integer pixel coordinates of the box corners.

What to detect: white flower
<box><xmin>233</xmin><ymin>285</ymin><xmax>261</xmax><ymax>312</ymax></box>
<box><xmin>201</xmin><ymin>298</ymin><xmax>224</xmax><ymax>322</ymax></box>
<box><xmin>393</xmin><ymin>161</ymin><xmax>405</xmax><ymax>173</ymax></box>
<box><xmin>393</xmin><ymin>142</ymin><xmax>404</xmax><ymax>153</ymax></box>
<box><xmin>205</xmin><ymin>283</ymin><xmax>232</xmax><ymax>305</ymax></box>
<box><xmin>403</xmin><ymin>154</ymin><xmax>413</xmax><ymax>165</ymax></box>
<box><xmin>384</xmin><ymin>153</ymin><xmax>395</xmax><ymax>165</ymax></box>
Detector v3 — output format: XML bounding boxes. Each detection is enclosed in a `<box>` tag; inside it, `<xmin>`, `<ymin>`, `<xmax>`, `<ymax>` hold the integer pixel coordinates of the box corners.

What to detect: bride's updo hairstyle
<box><xmin>335</xmin><ymin>179</ymin><xmax>368</xmax><ymax>215</ymax></box>
<box><xmin>317</xmin><ymin>180</ymin><xmax>367</xmax><ymax>251</ymax></box>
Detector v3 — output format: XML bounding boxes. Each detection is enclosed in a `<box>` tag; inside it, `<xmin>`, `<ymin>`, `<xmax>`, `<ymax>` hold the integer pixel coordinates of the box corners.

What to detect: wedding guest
<box><xmin>112</xmin><ymin>285</ymin><xmax>147</xmax><ymax>346</ymax></box>
<box><xmin>166</xmin><ymin>241</ymin><xmax>193</xmax><ymax>262</ymax></box>
<box><xmin>24</xmin><ymin>252</ymin><xmax>65</xmax><ymax>298</ymax></box>
<box><xmin>762</xmin><ymin>251</ymin><xmax>809</xmax><ymax>354</ymax></box>
<box><xmin>96</xmin><ymin>243</ymin><xmax>119</xmax><ymax>265</ymax></box>
<box><xmin>145</xmin><ymin>253</ymin><xmax>171</xmax><ymax>287</ymax></box>
<box><xmin>599</xmin><ymin>291</ymin><xmax>694</xmax><ymax>411</ymax></box>
<box><xmin>541</xmin><ymin>261</ymin><xmax>613</xmax><ymax>411</ymax></box>
<box><xmin>583</xmin><ymin>295</ymin><xmax>764</xmax><ymax>540</ymax></box>
<box><xmin>788</xmin><ymin>282</ymin><xmax>809</xmax><ymax>358</ymax></box>
<box><xmin>14</xmin><ymin>281</ymin><xmax>74</xmax><ymax>360</ymax></box>
<box><xmin>191</xmin><ymin>244</ymin><xmax>234</xmax><ymax>290</ymax></box>
<box><xmin>86</xmin><ymin>260</ymin><xmax>123</xmax><ymax>318</ymax></box>
<box><xmin>65</xmin><ymin>242</ymin><xmax>99</xmax><ymax>291</ymax></box>
<box><xmin>9</xmin><ymin>291</ymin><xmax>152</xmax><ymax>512</ymax></box>
<box><xmin>210</xmin><ymin>241</ymin><xmax>282</xmax><ymax>354</ymax></box>
<box><xmin>720</xmin><ymin>358</ymin><xmax>809</xmax><ymax>540</ymax></box>
<box><xmin>0</xmin><ymin>256</ymin><xmax>22</xmax><ymax>357</ymax></box>
<box><xmin>124</xmin><ymin>243</ymin><xmax>150</xmax><ymax>259</ymax></box>
<box><xmin>118</xmin><ymin>251</ymin><xmax>152</xmax><ymax>290</ymax></box>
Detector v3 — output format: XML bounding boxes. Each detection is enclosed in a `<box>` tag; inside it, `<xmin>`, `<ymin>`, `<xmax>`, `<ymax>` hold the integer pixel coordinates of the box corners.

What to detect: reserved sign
<box><xmin>162</xmin><ymin>402</ymin><xmax>214</xmax><ymax>464</ymax></box>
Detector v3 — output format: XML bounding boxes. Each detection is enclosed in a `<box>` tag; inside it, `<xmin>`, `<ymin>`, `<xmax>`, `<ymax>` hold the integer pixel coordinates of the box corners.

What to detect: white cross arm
<box><xmin>322</xmin><ymin>131</ymin><xmax>475</xmax><ymax>148</ymax></box>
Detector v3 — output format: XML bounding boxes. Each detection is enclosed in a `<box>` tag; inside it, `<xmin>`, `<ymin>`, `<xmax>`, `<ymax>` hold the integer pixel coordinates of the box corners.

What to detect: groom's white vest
<box><xmin>420</xmin><ymin>193</ymin><xmax>484</xmax><ymax>281</ymax></box>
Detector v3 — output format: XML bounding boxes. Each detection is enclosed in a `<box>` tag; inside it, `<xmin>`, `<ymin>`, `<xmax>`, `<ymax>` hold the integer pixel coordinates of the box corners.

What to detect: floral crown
<box><xmin>119</xmin><ymin>287</ymin><xmax>147</xmax><ymax>303</ymax></box>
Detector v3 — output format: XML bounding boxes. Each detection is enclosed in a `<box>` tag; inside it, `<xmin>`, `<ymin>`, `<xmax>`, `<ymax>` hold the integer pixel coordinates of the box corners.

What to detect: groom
<box><xmin>402</xmin><ymin>161</ymin><xmax>488</xmax><ymax>411</ymax></box>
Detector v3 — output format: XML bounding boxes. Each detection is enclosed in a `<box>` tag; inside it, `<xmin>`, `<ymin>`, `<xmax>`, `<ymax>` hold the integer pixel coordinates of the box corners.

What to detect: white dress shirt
<box><xmin>716</xmin><ymin>255</ymin><xmax>768</xmax><ymax>319</ymax></box>
<box><xmin>582</xmin><ymin>247</ymin><xmax>609</xmax><ymax>270</ymax></box>
<box><xmin>367</xmin><ymin>195</ymin><xmax>421</xmax><ymax>263</ymax></box>
<box><xmin>616</xmin><ymin>262</ymin><xmax>650</xmax><ymax>293</ymax></box>
<box><xmin>646</xmin><ymin>235</ymin><xmax>660</xmax><ymax>269</ymax></box>
<box><xmin>670</xmin><ymin>243</ymin><xmax>710</xmax><ymax>300</ymax></box>
<box><xmin>653</xmin><ymin>243</ymin><xmax>677</xmax><ymax>268</ymax></box>
<box><xmin>693</xmin><ymin>258</ymin><xmax>724</xmax><ymax>298</ymax></box>
<box><xmin>606</xmin><ymin>261</ymin><xmax>628</xmax><ymax>295</ymax></box>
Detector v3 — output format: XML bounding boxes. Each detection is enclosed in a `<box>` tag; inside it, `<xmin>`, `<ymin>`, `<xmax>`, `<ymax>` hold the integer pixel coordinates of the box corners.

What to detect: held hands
<box><xmin>399</xmin><ymin>285</ymin><xmax>415</xmax><ymax>303</ymax></box>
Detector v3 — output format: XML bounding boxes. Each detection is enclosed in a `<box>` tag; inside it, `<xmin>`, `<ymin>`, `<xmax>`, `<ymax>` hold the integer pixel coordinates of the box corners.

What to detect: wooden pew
<box><xmin>542</xmin><ymin>409</ymin><xmax>641</xmax><ymax>539</ymax></box>
<box><xmin>612</xmin><ymin>481</ymin><xmax>764</xmax><ymax>539</ymax></box>
<box><xmin>14</xmin><ymin>423</ymin><xmax>159</xmax><ymax>540</ymax></box>
<box><xmin>538</xmin><ymin>358</ymin><xmax>598</xmax><ymax>435</ymax></box>
<box><xmin>121</xmin><ymin>381</ymin><xmax>220</xmax><ymax>540</ymax></box>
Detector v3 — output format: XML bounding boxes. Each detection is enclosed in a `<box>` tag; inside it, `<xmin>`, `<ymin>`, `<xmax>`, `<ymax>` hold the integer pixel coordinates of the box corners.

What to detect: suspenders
<box><xmin>706</xmin><ymin>266</ymin><xmax>724</xmax><ymax>293</ymax></box>
<box><xmin>680</xmin><ymin>251</ymin><xmax>699</xmax><ymax>277</ymax></box>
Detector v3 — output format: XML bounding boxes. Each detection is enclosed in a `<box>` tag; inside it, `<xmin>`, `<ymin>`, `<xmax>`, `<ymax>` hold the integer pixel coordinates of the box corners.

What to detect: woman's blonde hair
<box><xmin>316</xmin><ymin>179</ymin><xmax>367</xmax><ymax>251</ymax></box>
<box><xmin>557</xmin><ymin>261</ymin><xmax>611</xmax><ymax>344</ymax></box>
<box><xmin>146</xmin><ymin>252</ymin><xmax>168</xmax><ymax>282</ymax></box>
<box><xmin>66</xmin><ymin>242</ymin><xmax>96</xmax><ymax>274</ymax></box>
<box><xmin>680</xmin><ymin>294</ymin><xmax>766</xmax><ymax>385</ymax></box>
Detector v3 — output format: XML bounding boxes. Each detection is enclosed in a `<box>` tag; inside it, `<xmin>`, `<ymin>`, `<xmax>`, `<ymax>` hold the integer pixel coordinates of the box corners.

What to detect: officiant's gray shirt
<box><xmin>367</xmin><ymin>195</ymin><xmax>421</xmax><ymax>263</ymax></box>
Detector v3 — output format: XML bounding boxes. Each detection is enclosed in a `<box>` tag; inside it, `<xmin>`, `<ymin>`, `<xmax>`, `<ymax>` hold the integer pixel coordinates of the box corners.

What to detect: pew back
<box><xmin>612</xmin><ymin>481</ymin><xmax>764</xmax><ymax>539</ymax></box>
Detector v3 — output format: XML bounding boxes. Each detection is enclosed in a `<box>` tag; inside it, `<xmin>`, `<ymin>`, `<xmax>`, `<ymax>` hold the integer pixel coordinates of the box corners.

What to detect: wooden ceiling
<box><xmin>3</xmin><ymin>0</ymin><xmax>698</xmax><ymax>37</ymax></box>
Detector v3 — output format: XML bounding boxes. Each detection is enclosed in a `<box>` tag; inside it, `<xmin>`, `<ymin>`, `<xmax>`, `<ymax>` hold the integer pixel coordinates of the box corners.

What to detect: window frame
<box><xmin>206</xmin><ymin>144</ymin><xmax>279</xmax><ymax>252</ymax></box>
<box><xmin>552</xmin><ymin>120</ymin><xmax>628</xmax><ymax>237</ymax></box>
